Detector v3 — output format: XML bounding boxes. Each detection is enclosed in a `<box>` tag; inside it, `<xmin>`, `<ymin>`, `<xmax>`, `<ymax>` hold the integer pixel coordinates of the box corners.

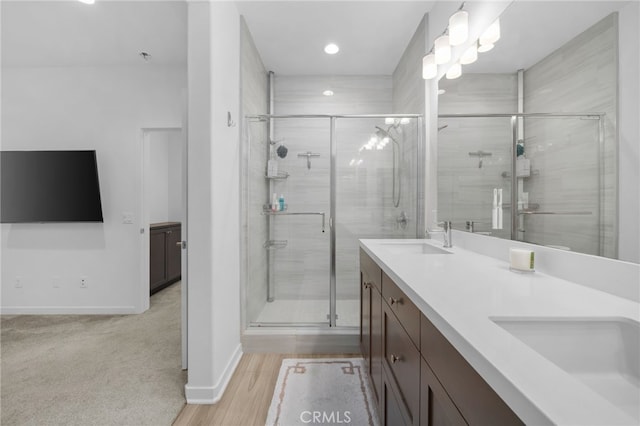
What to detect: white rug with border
<box><xmin>266</xmin><ymin>358</ymin><xmax>380</xmax><ymax>426</ymax></box>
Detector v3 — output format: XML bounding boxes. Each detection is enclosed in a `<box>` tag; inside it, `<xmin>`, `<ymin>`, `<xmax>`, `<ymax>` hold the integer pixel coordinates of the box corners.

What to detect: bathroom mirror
<box><xmin>436</xmin><ymin>1</ymin><xmax>638</xmax><ymax>262</ymax></box>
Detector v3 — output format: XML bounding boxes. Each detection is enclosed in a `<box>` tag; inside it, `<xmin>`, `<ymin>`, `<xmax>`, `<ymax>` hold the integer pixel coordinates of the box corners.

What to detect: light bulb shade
<box><xmin>460</xmin><ymin>43</ymin><xmax>478</xmax><ymax>65</ymax></box>
<box><xmin>422</xmin><ymin>53</ymin><xmax>437</xmax><ymax>79</ymax></box>
<box><xmin>480</xmin><ymin>18</ymin><xmax>500</xmax><ymax>46</ymax></box>
<box><xmin>434</xmin><ymin>35</ymin><xmax>451</xmax><ymax>65</ymax></box>
<box><xmin>449</xmin><ymin>10</ymin><xmax>469</xmax><ymax>46</ymax></box>
<box><xmin>477</xmin><ymin>43</ymin><xmax>494</xmax><ymax>53</ymax></box>
<box><xmin>446</xmin><ymin>63</ymin><xmax>462</xmax><ymax>80</ymax></box>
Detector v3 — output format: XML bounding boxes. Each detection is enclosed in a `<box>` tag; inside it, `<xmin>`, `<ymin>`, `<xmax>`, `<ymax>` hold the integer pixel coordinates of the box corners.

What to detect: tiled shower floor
<box><xmin>253</xmin><ymin>299</ymin><xmax>359</xmax><ymax>327</ymax></box>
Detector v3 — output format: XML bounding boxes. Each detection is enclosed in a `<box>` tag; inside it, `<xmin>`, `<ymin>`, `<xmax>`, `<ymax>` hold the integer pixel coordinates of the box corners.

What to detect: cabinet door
<box><xmin>383</xmin><ymin>303</ymin><xmax>420</xmax><ymax>426</ymax></box>
<box><xmin>420</xmin><ymin>358</ymin><xmax>467</xmax><ymax>426</ymax></box>
<box><xmin>361</xmin><ymin>272</ymin><xmax>372</xmax><ymax>369</ymax></box>
<box><xmin>165</xmin><ymin>226</ymin><xmax>182</xmax><ymax>281</ymax></box>
<box><xmin>150</xmin><ymin>229</ymin><xmax>167</xmax><ymax>291</ymax></box>
<box><xmin>383</xmin><ymin>373</ymin><xmax>407</xmax><ymax>426</ymax></box>
<box><xmin>371</xmin><ymin>284</ymin><xmax>383</xmax><ymax>409</ymax></box>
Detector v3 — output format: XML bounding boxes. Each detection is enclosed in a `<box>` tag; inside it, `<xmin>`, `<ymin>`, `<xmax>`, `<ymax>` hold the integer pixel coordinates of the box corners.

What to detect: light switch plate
<box><xmin>122</xmin><ymin>212</ymin><xmax>134</xmax><ymax>224</ymax></box>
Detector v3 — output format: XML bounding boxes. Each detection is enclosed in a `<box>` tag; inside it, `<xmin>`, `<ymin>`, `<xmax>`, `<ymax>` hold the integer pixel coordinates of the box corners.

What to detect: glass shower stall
<box><xmin>242</xmin><ymin>114</ymin><xmax>423</xmax><ymax>328</ymax></box>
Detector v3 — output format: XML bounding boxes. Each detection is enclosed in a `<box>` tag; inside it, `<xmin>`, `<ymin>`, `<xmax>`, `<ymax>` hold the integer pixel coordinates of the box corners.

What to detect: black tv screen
<box><xmin>1</xmin><ymin>150</ymin><xmax>104</xmax><ymax>223</ymax></box>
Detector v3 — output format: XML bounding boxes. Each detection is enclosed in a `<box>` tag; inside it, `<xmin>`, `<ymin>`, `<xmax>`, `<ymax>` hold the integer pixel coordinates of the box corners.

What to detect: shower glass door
<box><xmin>245</xmin><ymin>117</ymin><xmax>331</xmax><ymax>326</ymax></box>
<box><xmin>334</xmin><ymin>116</ymin><xmax>422</xmax><ymax>327</ymax></box>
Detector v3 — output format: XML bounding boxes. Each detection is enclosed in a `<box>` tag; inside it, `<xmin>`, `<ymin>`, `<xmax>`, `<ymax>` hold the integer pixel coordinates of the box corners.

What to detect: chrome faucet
<box><xmin>427</xmin><ymin>221</ymin><xmax>452</xmax><ymax>248</ymax></box>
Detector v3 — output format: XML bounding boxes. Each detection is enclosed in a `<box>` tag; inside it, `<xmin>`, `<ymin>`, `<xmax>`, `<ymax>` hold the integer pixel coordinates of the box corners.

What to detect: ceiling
<box><xmin>236</xmin><ymin>1</ymin><xmax>435</xmax><ymax>75</ymax></box>
<box><xmin>1</xmin><ymin>1</ymin><xmax>187</xmax><ymax>67</ymax></box>
<box><xmin>2</xmin><ymin>1</ymin><xmax>629</xmax><ymax>76</ymax></box>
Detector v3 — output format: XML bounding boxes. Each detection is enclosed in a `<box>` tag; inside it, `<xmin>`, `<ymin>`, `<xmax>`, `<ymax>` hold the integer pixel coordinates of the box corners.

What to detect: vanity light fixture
<box><xmin>480</xmin><ymin>18</ymin><xmax>500</xmax><ymax>46</ymax></box>
<box><xmin>324</xmin><ymin>43</ymin><xmax>340</xmax><ymax>55</ymax></box>
<box><xmin>400</xmin><ymin>117</ymin><xmax>411</xmax><ymax>125</ymax></box>
<box><xmin>323</xmin><ymin>90</ymin><xmax>334</xmax><ymax>96</ymax></box>
<box><xmin>446</xmin><ymin>62</ymin><xmax>462</xmax><ymax>79</ymax></box>
<box><xmin>385</xmin><ymin>117</ymin><xmax>396</xmax><ymax>125</ymax></box>
<box><xmin>460</xmin><ymin>42</ymin><xmax>478</xmax><ymax>65</ymax></box>
<box><xmin>477</xmin><ymin>43</ymin><xmax>495</xmax><ymax>53</ymax></box>
<box><xmin>422</xmin><ymin>53</ymin><xmax>437</xmax><ymax>79</ymax></box>
<box><xmin>435</xmin><ymin>35</ymin><xmax>451</xmax><ymax>64</ymax></box>
<box><xmin>449</xmin><ymin>9</ymin><xmax>469</xmax><ymax>46</ymax></box>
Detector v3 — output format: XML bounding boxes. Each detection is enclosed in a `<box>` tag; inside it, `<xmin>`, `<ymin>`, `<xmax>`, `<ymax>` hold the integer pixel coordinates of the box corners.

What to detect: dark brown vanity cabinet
<box><xmin>150</xmin><ymin>222</ymin><xmax>182</xmax><ymax>294</ymax></box>
<box><xmin>360</xmin><ymin>249</ymin><xmax>523</xmax><ymax>426</ymax></box>
<box><xmin>360</xmin><ymin>250</ymin><xmax>383</xmax><ymax>411</ymax></box>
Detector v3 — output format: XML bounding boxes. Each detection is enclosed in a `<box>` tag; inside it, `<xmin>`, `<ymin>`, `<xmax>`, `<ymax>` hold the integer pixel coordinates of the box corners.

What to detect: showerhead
<box><xmin>375</xmin><ymin>126</ymin><xmax>399</xmax><ymax>145</ymax></box>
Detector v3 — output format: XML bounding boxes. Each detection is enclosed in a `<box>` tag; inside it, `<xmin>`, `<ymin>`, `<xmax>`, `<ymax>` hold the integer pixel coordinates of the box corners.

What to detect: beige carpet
<box><xmin>1</xmin><ymin>282</ymin><xmax>186</xmax><ymax>426</ymax></box>
<box><xmin>265</xmin><ymin>358</ymin><xmax>379</xmax><ymax>426</ymax></box>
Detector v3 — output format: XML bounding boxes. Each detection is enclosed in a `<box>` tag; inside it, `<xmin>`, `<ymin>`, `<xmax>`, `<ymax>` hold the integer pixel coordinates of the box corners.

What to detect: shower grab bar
<box><xmin>261</xmin><ymin>211</ymin><xmax>326</xmax><ymax>232</ymax></box>
<box><xmin>518</xmin><ymin>211</ymin><xmax>592</xmax><ymax>216</ymax></box>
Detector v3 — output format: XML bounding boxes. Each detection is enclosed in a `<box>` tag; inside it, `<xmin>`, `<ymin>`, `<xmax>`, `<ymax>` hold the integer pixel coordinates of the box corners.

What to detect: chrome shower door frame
<box><xmin>243</xmin><ymin>113</ymin><xmax>424</xmax><ymax>328</ymax></box>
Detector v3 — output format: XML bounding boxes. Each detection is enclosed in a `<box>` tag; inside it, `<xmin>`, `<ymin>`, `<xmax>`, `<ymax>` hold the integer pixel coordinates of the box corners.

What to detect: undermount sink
<box><xmin>376</xmin><ymin>241</ymin><xmax>452</xmax><ymax>255</ymax></box>
<box><xmin>491</xmin><ymin>317</ymin><xmax>640</xmax><ymax>421</ymax></box>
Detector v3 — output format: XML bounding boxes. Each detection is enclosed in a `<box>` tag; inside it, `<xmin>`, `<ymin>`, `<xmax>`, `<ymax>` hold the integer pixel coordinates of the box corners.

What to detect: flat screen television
<box><xmin>1</xmin><ymin>150</ymin><xmax>104</xmax><ymax>223</ymax></box>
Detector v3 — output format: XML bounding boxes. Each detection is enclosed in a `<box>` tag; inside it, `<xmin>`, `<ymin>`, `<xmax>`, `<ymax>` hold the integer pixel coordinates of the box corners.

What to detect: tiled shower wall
<box><xmin>270</xmin><ymin>75</ymin><xmax>396</xmax><ymax>301</ymax></box>
<box><xmin>240</xmin><ymin>19</ymin><xmax>268</xmax><ymax>324</ymax></box>
<box><xmin>438</xmin><ymin>74</ymin><xmax>518</xmax><ymax>239</ymax></box>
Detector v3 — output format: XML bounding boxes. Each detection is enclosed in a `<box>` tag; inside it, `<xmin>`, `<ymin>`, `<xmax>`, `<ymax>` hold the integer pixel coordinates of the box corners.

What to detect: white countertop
<box><xmin>360</xmin><ymin>239</ymin><xmax>640</xmax><ymax>426</ymax></box>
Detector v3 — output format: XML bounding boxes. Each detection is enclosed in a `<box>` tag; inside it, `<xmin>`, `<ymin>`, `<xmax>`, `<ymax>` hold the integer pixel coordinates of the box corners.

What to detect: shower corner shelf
<box><xmin>265</xmin><ymin>171</ymin><xmax>289</xmax><ymax>180</ymax></box>
<box><xmin>262</xmin><ymin>204</ymin><xmax>289</xmax><ymax>214</ymax></box>
<box><xmin>264</xmin><ymin>240</ymin><xmax>288</xmax><ymax>249</ymax></box>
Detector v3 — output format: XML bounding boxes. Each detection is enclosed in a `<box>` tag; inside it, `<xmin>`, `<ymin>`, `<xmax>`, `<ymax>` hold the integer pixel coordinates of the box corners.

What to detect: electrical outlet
<box><xmin>53</xmin><ymin>276</ymin><xmax>61</xmax><ymax>288</ymax></box>
<box><xmin>15</xmin><ymin>276</ymin><xmax>22</xmax><ymax>288</ymax></box>
<box><xmin>80</xmin><ymin>276</ymin><xmax>88</xmax><ymax>288</ymax></box>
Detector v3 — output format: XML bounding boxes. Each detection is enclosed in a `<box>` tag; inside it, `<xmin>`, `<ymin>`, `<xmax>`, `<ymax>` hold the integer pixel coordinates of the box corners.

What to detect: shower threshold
<box><xmin>253</xmin><ymin>298</ymin><xmax>359</xmax><ymax>326</ymax></box>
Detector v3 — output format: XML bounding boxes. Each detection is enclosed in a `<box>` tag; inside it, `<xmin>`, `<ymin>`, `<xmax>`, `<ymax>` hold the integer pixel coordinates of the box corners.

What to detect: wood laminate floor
<box><xmin>172</xmin><ymin>353</ymin><xmax>359</xmax><ymax>426</ymax></box>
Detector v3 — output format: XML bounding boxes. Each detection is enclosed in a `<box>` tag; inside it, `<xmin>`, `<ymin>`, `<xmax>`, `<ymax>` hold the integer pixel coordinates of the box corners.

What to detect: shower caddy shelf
<box><xmin>265</xmin><ymin>171</ymin><xmax>289</xmax><ymax>180</ymax></box>
<box><xmin>261</xmin><ymin>207</ymin><xmax>326</xmax><ymax>233</ymax></box>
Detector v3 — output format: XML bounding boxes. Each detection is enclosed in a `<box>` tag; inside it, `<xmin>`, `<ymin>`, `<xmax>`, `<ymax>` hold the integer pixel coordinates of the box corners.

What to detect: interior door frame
<box><xmin>140</xmin><ymin>126</ymin><xmax>187</xmax><ymax>369</ymax></box>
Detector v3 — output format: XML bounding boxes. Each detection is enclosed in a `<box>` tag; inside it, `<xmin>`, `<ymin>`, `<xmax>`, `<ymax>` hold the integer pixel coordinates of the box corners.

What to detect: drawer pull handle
<box><xmin>389</xmin><ymin>297</ymin><xmax>402</xmax><ymax>305</ymax></box>
<box><xmin>363</xmin><ymin>282</ymin><xmax>372</xmax><ymax>289</ymax></box>
<box><xmin>390</xmin><ymin>354</ymin><xmax>402</xmax><ymax>364</ymax></box>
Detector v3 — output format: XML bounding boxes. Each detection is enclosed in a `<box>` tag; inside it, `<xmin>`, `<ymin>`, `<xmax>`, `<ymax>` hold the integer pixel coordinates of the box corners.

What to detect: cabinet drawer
<box><xmin>360</xmin><ymin>249</ymin><xmax>382</xmax><ymax>292</ymax></box>
<box><xmin>420</xmin><ymin>314</ymin><xmax>524</xmax><ymax>425</ymax></box>
<box><xmin>383</xmin><ymin>272</ymin><xmax>420</xmax><ymax>348</ymax></box>
<box><xmin>384</xmin><ymin>302</ymin><xmax>420</xmax><ymax>426</ymax></box>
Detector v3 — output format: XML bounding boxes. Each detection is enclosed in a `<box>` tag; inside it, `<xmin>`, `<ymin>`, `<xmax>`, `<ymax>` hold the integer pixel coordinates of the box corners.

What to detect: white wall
<box><xmin>618</xmin><ymin>1</ymin><xmax>640</xmax><ymax>262</ymax></box>
<box><xmin>185</xmin><ymin>0</ymin><xmax>242</xmax><ymax>404</ymax></box>
<box><xmin>149</xmin><ymin>130</ymin><xmax>182</xmax><ymax>224</ymax></box>
<box><xmin>1</xmin><ymin>66</ymin><xmax>185</xmax><ymax>314</ymax></box>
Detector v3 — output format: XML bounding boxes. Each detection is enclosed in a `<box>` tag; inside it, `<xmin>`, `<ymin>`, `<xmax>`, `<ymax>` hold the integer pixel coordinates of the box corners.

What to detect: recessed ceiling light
<box><xmin>323</xmin><ymin>90</ymin><xmax>334</xmax><ymax>96</ymax></box>
<box><xmin>78</xmin><ymin>0</ymin><xmax>95</xmax><ymax>4</ymax></box>
<box><xmin>324</xmin><ymin>43</ymin><xmax>340</xmax><ymax>55</ymax></box>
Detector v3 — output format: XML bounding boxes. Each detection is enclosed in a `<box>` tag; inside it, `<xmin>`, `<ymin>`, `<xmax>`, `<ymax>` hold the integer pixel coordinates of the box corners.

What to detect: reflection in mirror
<box><xmin>437</xmin><ymin>1</ymin><xmax>638</xmax><ymax>261</ymax></box>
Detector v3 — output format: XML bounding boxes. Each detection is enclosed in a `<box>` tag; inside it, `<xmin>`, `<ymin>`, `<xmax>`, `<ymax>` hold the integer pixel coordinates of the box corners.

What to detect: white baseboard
<box><xmin>0</xmin><ymin>305</ymin><xmax>138</xmax><ymax>315</ymax></box>
<box><xmin>185</xmin><ymin>343</ymin><xmax>243</xmax><ymax>405</ymax></box>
